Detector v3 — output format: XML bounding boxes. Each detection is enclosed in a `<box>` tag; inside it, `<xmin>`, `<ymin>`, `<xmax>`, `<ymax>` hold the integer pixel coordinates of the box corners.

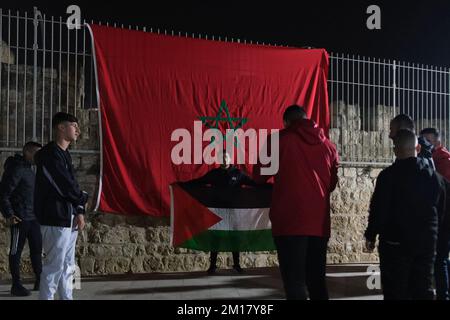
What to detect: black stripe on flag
<box><xmin>177</xmin><ymin>183</ymin><xmax>272</xmax><ymax>209</ymax></box>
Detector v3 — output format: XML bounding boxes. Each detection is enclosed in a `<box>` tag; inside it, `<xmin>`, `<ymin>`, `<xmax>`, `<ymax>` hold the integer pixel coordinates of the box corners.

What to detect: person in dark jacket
<box><xmin>0</xmin><ymin>142</ymin><xmax>42</xmax><ymax>296</ymax></box>
<box><xmin>419</xmin><ymin>128</ymin><xmax>450</xmax><ymax>300</ymax></box>
<box><xmin>365</xmin><ymin>129</ymin><xmax>446</xmax><ymax>300</ymax></box>
<box><xmin>389</xmin><ymin>114</ymin><xmax>435</xmax><ymax>169</ymax></box>
<box><xmin>186</xmin><ymin>151</ymin><xmax>256</xmax><ymax>274</ymax></box>
<box><xmin>253</xmin><ymin>105</ymin><xmax>339</xmax><ymax>300</ymax></box>
<box><xmin>34</xmin><ymin>112</ymin><xmax>88</xmax><ymax>300</ymax></box>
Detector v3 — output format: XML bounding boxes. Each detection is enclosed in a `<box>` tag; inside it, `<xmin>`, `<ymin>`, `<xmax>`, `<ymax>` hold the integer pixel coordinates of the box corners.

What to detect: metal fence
<box><xmin>0</xmin><ymin>8</ymin><xmax>97</xmax><ymax>154</ymax></box>
<box><xmin>1</xmin><ymin>7</ymin><xmax>449</xmax><ymax>164</ymax></box>
<box><xmin>329</xmin><ymin>54</ymin><xmax>450</xmax><ymax>164</ymax></box>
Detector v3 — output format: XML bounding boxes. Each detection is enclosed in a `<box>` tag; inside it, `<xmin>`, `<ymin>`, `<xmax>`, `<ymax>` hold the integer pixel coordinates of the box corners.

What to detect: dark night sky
<box><xmin>3</xmin><ymin>0</ymin><xmax>450</xmax><ymax>67</ymax></box>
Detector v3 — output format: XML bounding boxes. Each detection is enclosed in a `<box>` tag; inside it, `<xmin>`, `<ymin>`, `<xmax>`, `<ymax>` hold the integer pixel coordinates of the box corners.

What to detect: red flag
<box><xmin>89</xmin><ymin>24</ymin><xmax>330</xmax><ymax>217</ymax></box>
<box><xmin>169</xmin><ymin>184</ymin><xmax>222</xmax><ymax>247</ymax></box>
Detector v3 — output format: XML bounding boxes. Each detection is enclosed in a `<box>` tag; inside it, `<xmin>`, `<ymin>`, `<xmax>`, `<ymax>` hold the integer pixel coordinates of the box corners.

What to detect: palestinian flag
<box><xmin>170</xmin><ymin>183</ymin><xmax>275</xmax><ymax>252</ymax></box>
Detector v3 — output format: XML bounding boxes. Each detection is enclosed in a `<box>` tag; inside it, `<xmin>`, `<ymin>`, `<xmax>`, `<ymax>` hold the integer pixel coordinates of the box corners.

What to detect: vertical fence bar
<box><xmin>439</xmin><ymin>67</ymin><xmax>447</xmax><ymax>146</ymax></box>
<box><xmin>402</xmin><ymin>62</ymin><xmax>405</xmax><ymax>114</ymax></box>
<box><xmin>74</xmin><ymin>24</ymin><xmax>78</xmax><ymax>118</ymax></box>
<box><xmin>41</xmin><ymin>14</ymin><xmax>46</xmax><ymax>145</ymax></box>
<box><xmin>383</xmin><ymin>59</ymin><xmax>387</xmax><ymax>161</ymax></box>
<box><xmin>378</xmin><ymin>58</ymin><xmax>381</xmax><ymax>157</ymax></box>
<box><xmin>66</xmin><ymin>17</ymin><xmax>70</xmax><ymax>113</ymax></box>
<box><xmin>336</xmin><ymin>54</ymin><xmax>341</xmax><ymax>159</ymax></box>
<box><xmin>371</xmin><ymin>57</ymin><xmax>375</xmax><ymax>157</ymax></box>
<box><xmin>415</xmin><ymin>64</ymin><xmax>417</xmax><ymax>126</ymax></box>
<box><xmin>435</xmin><ymin>66</ymin><xmax>438</xmax><ymax>129</ymax></box>
<box><xmin>32</xmin><ymin>8</ymin><xmax>39</xmax><ymax>142</ymax></box>
<box><xmin>393</xmin><ymin>60</ymin><xmax>396</xmax><ymax>115</ymax></box>
<box><xmin>352</xmin><ymin>55</ymin><xmax>356</xmax><ymax>161</ymax></box>
<box><xmin>445</xmin><ymin>69</ymin><xmax>448</xmax><ymax>146</ymax></box>
<box><xmin>7</xmin><ymin>10</ymin><xmax>11</xmax><ymax>146</ymax></box>
<box><xmin>0</xmin><ymin>9</ymin><xmax>2</xmax><ymax>145</ymax></box>
<box><xmin>342</xmin><ymin>54</ymin><xmax>346</xmax><ymax>160</ymax></box>
<box><xmin>23</xmin><ymin>12</ymin><xmax>27</xmax><ymax>145</ymax></box>
<box><xmin>358</xmin><ymin>56</ymin><xmax>362</xmax><ymax>160</ymax></box>
<box><xmin>362</xmin><ymin>55</ymin><xmax>366</xmax><ymax>161</ymax></box>
<box><xmin>407</xmin><ymin>63</ymin><xmax>410</xmax><ymax>117</ymax></box>
<box><xmin>90</xmin><ymin>22</ymin><xmax>94</xmax><ymax>108</ymax></box>
<box><xmin>329</xmin><ymin>54</ymin><xmax>333</xmax><ymax>130</ymax></box>
<box><xmin>15</xmin><ymin>12</ymin><xmax>19</xmax><ymax>146</ymax></box>
<box><xmin>58</xmin><ymin>16</ymin><xmax>62</xmax><ymax>112</ymax></box>
<box><xmin>422</xmin><ymin>65</ymin><xmax>425</xmax><ymax>131</ymax></box>
<box><xmin>347</xmin><ymin>54</ymin><xmax>350</xmax><ymax>158</ymax></box>
<box><xmin>49</xmin><ymin>16</ymin><xmax>54</xmax><ymax>140</ymax></box>
<box><xmin>82</xmin><ymin>19</ymin><xmax>86</xmax><ymax>110</ymax></box>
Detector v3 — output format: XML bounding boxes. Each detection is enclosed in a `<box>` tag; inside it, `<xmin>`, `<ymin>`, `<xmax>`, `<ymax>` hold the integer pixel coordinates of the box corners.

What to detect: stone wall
<box><xmin>0</xmin><ymin>41</ymin><xmax>14</xmax><ymax>65</ymax></box>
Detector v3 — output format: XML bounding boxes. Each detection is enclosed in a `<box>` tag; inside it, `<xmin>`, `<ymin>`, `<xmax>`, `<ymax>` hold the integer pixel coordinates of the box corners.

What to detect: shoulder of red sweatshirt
<box><xmin>433</xmin><ymin>146</ymin><xmax>450</xmax><ymax>181</ymax></box>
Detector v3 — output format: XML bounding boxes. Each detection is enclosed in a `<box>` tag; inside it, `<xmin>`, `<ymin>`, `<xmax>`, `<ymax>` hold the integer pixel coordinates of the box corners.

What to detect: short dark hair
<box><xmin>52</xmin><ymin>112</ymin><xmax>78</xmax><ymax>129</ymax></box>
<box><xmin>391</xmin><ymin>114</ymin><xmax>415</xmax><ymax>131</ymax></box>
<box><xmin>420</xmin><ymin>127</ymin><xmax>440</xmax><ymax>139</ymax></box>
<box><xmin>283</xmin><ymin>105</ymin><xmax>307</xmax><ymax>123</ymax></box>
<box><xmin>23</xmin><ymin>141</ymin><xmax>42</xmax><ymax>153</ymax></box>
<box><xmin>393</xmin><ymin>129</ymin><xmax>417</xmax><ymax>151</ymax></box>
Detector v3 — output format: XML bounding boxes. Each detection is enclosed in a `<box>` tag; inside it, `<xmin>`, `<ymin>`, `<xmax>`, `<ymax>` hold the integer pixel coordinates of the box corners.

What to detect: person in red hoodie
<box><xmin>253</xmin><ymin>105</ymin><xmax>339</xmax><ymax>300</ymax></box>
<box><xmin>420</xmin><ymin>127</ymin><xmax>450</xmax><ymax>300</ymax></box>
<box><xmin>420</xmin><ymin>128</ymin><xmax>450</xmax><ymax>181</ymax></box>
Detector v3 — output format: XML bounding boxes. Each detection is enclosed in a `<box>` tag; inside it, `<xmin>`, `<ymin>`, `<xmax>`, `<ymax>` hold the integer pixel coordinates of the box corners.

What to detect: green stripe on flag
<box><xmin>180</xmin><ymin>230</ymin><xmax>276</xmax><ymax>252</ymax></box>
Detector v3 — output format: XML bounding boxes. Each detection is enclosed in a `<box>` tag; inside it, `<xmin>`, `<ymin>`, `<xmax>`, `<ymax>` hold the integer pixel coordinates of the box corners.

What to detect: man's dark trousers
<box><xmin>274</xmin><ymin>236</ymin><xmax>329</xmax><ymax>300</ymax></box>
<box><xmin>9</xmin><ymin>220</ymin><xmax>42</xmax><ymax>284</ymax></box>
<box><xmin>379</xmin><ymin>240</ymin><xmax>435</xmax><ymax>300</ymax></box>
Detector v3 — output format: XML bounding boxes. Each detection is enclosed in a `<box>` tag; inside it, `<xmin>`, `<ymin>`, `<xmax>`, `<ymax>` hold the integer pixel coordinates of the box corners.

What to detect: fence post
<box><xmin>392</xmin><ymin>60</ymin><xmax>397</xmax><ymax>116</ymax></box>
<box><xmin>32</xmin><ymin>7</ymin><xmax>42</xmax><ymax>142</ymax></box>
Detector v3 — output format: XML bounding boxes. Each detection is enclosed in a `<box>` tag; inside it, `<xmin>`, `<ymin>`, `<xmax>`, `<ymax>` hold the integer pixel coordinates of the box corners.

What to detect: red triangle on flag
<box><xmin>170</xmin><ymin>184</ymin><xmax>222</xmax><ymax>247</ymax></box>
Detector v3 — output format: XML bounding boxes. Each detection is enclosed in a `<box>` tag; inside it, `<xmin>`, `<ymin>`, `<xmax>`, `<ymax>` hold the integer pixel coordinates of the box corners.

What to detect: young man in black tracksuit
<box><xmin>0</xmin><ymin>142</ymin><xmax>42</xmax><ymax>296</ymax></box>
<box><xmin>34</xmin><ymin>112</ymin><xmax>88</xmax><ymax>300</ymax></box>
<box><xmin>365</xmin><ymin>129</ymin><xmax>446</xmax><ymax>300</ymax></box>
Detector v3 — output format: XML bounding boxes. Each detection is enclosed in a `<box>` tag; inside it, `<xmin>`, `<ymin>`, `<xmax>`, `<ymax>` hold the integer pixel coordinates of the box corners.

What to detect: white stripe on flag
<box><xmin>208</xmin><ymin>208</ymin><xmax>271</xmax><ymax>231</ymax></box>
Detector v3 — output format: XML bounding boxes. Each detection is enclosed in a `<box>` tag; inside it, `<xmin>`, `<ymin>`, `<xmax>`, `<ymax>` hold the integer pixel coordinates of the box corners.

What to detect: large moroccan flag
<box><xmin>89</xmin><ymin>24</ymin><xmax>330</xmax><ymax>217</ymax></box>
<box><xmin>170</xmin><ymin>183</ymin><xmax>275</xmax><ymax>251</ymax></box>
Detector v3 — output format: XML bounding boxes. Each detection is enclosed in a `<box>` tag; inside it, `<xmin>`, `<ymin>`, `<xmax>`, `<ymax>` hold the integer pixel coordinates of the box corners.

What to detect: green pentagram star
<box><xmin>199</xmin><ymin>100</ymin><xmax>248</xmax><ymax>147</ymax></box>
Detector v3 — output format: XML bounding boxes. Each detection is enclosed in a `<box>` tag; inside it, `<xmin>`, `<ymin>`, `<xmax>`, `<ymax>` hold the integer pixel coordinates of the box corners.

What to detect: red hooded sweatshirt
<box><xmin>253</xmin><ymin>119</ymin><xmax>339</xmax><ymax>238</ymax></box>
<box><xmin>433</xmin><ymin>146</ymin><xmax>450</xmax><ymax>181</ymax></box>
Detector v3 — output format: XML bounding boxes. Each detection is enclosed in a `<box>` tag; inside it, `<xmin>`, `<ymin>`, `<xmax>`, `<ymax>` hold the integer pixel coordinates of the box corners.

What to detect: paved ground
<box><xmin>0</xmin><ymin>264</ymin><xmax>383</xmax><ymax>300</ymax></box>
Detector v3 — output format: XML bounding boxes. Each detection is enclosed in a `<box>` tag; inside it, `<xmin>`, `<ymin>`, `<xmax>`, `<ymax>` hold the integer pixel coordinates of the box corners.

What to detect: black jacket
<box><xmin>365</xmin><ymin>157</ymin><xmax>446</xmax><ymax>254</ymax></box>
<box><xmin>0</xmin><ymin>154</ymin><xmax>36</xmax><ymax>221</ymax></box>
<box><xmin>418</xmin><ymin>136</ymin><xmax>436</xmax><ymax>170</ymax></box>
<box><xmin>34</xmin><ymin>142</ymin><xmax>88</xmax><ymax>227</ymax></box>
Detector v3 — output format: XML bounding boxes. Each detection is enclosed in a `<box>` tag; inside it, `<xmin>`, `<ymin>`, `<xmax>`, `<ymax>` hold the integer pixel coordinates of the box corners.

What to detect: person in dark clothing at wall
<box><xmin>389</xmin><ymin>114</ymin><xmax>435</xmax><ymax>169</ymax></box>
<box><xmin>185</xmin><ymin>151</ymin><xmax>256</xmax><ymax>274</ymax></box>
<box><xmin>365</xmin><ymin>129</ymin><xmax>446</xmax><ymax>300</ymax></box>
<box><xmin>419</xmin><ymin>128</ymin><xmax>450</xmax><ymax>300</ymax></box>
<box><xmin>0</xmin><ymin>141</ymin><xmax>42</xmax><ymax>297</ymax></box>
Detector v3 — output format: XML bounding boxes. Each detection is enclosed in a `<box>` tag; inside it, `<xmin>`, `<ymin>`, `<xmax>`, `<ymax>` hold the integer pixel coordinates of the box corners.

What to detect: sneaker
<box><xmin>233</xmin><ymin>265</ymin><xmax>244</xmax><ymax>274</ymax></box>
<box><xmin>33</xmin><ymin>279</ymin><xmax>40</xmax><ymax>291</ymax></box>
<box><xmin>207</xmin><ymin>266</ymin><xmax>217</xmax><ymax>275</ymax></box>
<box><xmin>11</xmin><ymin>283</ymin><xmax>31</xmax><ymax>297</ymax></box>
